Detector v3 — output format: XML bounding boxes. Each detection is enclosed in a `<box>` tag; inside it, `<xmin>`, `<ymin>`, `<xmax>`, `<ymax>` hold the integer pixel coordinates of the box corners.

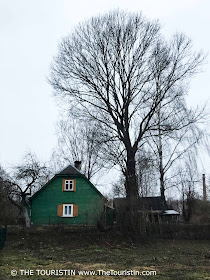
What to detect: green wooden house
<box><xmin>29</xmin><ymin>162</ymin><xmax>108</xmax><ymax>226</ymax></box>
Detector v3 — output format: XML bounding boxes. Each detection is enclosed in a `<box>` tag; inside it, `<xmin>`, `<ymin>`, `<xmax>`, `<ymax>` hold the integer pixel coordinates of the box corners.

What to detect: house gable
<box><xmin>30</xmin><ymin>164</ymin><xmax>105</xmax><ymax>201</ymax></box>
<box><xmin>30</xmin><ymin>165</ymin><xmax>106</xmax><ymax>225</ymax></box>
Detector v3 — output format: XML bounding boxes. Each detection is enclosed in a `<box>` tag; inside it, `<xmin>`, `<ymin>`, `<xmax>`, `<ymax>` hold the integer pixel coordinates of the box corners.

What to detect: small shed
<box><xmin>161</xmin><ymin>209</ymin><xmax>180</xmax><ymax>222</ymax></box>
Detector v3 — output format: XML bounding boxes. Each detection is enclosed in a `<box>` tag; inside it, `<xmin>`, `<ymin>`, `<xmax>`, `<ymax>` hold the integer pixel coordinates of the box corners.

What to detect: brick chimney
<box><xmin>74</xmin><ymin>161</ymin><xmax>82</xmax><ymax>170</ymax></box>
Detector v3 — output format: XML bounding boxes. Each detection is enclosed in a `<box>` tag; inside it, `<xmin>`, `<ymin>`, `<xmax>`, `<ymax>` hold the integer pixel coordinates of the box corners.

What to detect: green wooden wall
<box><xmin>30</xmin><ymin>175</ymin><xmax>105</xmax><ymax>225</ymax></box>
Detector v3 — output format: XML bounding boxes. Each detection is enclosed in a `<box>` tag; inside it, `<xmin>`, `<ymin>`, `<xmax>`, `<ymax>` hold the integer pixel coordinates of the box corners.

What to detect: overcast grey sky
<box><xmin>0</xmin><ymin>0</ymin><xmax>209</xmax><ymax>174</ymax></box>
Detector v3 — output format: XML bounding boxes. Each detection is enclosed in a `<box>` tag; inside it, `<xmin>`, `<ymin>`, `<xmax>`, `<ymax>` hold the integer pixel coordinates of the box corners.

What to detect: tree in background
<box><xmin>49</xmin><ymin>10</ymin><xmax>205</xmax><ymax>199</ymax></box>
<box><xmin>0</xmin><ymin>166</ymin><xmax>18</xmax><ymax>225</ymax></box>
<box><xmin>113</xmin><ymin>149</ymin><xmax>159</xmax><ymax>198</ymax></box>
<box><xmin>174</xmin><ymin>157</ymin><xmax>200</xmax><ymax>221</ymax></box>
<box><xmin>52</xmin><ymin>116</ymin><xmax>106</xmax><ymax>180</ymax></box>
<box><xmin>136</xmin><ymin>149</ymin><xmax>159</xmax><ymax>197</ymax></box>
<box><xmin>147</xmin><ymin>107</ymin><xmax>206</xmax><ymax>199</ymax></box>
<box><xmin>7</xmin><ymin>153</ymin><xmax>50</xmax><ymax>227</ymax></box>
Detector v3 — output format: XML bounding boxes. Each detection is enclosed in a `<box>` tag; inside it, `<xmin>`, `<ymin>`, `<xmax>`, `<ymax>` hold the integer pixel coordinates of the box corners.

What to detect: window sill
<box><xmin>61</xmin><ymin>215</ymin><xmax>74</xmax><ymax>218</ymax></box>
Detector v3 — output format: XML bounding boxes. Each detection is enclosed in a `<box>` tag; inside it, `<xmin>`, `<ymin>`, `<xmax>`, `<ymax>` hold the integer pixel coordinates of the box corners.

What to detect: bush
<box><xmin>191</xmin><ymin>200</ymin><xmax>210</xmax><ymax>223</ymax></box>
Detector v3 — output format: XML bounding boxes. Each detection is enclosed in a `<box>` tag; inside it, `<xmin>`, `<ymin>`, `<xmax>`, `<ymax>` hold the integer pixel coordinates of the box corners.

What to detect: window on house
<box><xmin>63</xmin><ymin>204</ymin><xmax>73</xmax><ymax>217</ymax></box>
<box><xmin>65</xmin><ymin>180</ymin><xmax>73</xmax><ymax>191</ymax></box>
<box><xmin>62</xmin><ymin>179</ymin><xmax>76</xmax><ymax>192</ymax></box>
<box><xmin>57</xmin><ymin>203</ymin><xmax>78</xmax><ymax>217</ymax></box>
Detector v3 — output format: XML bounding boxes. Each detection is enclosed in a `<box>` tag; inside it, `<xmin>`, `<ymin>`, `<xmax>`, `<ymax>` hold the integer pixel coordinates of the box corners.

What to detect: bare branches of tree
<box><xmin>52</xmin><ymin>116</ymin><xmax>106</xmax><ymax>180</ymax></box>
<box><xmin>49</xmin><ymin>10</ymin><xmax>206</xmax><ymax>199</ymax></box>
<box><xmin>147</xmin><ymin>99</ymin><xmax>207</xmax><ymax>198</ymax></box>
<box><xmin>7</xmin><ymin>153</ymin><xmax>50</xmax><ymax>227</ymax></box>
<box><xmin>174</xmin><ymin>158</ymin><xmax>200</xmax><ymax>221</ymax></box>
<box><xmin>0</xmin><ymin>165</ymin><xmax>18</xmax><ymax>224</ymax></box>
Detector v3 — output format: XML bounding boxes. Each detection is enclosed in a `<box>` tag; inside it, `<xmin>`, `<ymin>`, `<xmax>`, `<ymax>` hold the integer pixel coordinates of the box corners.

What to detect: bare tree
<box><xmin>172</xmin><ymin>156</ymin><xmax>200</xmax><ymax>221</ymax></box>
<box><xmin>52</xmin><ymin>116</ymin><xmax>106</xmax><ymax>180</ymax></box>
<box><xmin>7</xmin><ymin>153</ymin><xmax>50</xmax><ymax>227</ymax></box>
<box><xmin>0</xmin><ymin>165</ymin><xmax>18</xmax><ymax>224</ymax></box>
<box><xmin>147</xmin><ymin>102</ymin><xmax>206</xmax><ymax>198</ymax></box>
<box><xmin>113</xmin><ymin>149</ymin><xmax>159</xmax><ymax>198</ymax></box>
<box><xmin>49</xmin><ymin>10</ymin><xmax>205</xmax><ymax>199</ymax></box>
<box><xmin>136</xmin><ymin>149</ymin><xmax>159</xmax><ymax>197</ymax></box>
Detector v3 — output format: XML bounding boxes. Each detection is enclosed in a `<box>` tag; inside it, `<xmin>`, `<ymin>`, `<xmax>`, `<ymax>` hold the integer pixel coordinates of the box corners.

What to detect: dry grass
<box><xmin>0</xmin><ymin>226</ymin><xmax>210</xmax><ymax>280</ymax></box>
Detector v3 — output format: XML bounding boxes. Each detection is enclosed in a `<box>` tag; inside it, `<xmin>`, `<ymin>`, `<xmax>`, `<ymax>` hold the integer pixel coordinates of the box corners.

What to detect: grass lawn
<box><xmin>0</xmin><ymin>226</ymin><xmax>210</xmax><ymax>280</ymax></box>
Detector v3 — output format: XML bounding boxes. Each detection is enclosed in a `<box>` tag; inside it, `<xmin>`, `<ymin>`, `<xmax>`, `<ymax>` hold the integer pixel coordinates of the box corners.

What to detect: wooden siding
<box><xmin>31</xmin><ymin>176</ymin><xmax>104</xmax><ymax>225</ymax></box>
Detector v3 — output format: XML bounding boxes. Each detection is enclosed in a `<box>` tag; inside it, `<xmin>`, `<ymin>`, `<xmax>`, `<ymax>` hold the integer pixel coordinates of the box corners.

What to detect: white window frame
<box><xmin>62</xmin><ymin>204</ymin><xmax>73</xmax><ymax>217</ymax></box>
<box><xmin>64</xmin><ymin>179</ymin><xmax>74</xmax><ymax>191</ymax></box>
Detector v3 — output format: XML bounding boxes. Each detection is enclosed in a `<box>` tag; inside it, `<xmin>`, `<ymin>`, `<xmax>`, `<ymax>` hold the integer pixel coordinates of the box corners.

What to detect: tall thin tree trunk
<box><xmin>160</xmin><ymin>170</ymin><xmax>165</xmax><ymax>198</ymax></box>
<box><xmin>158</xmin><ymin>104</ymin><xmax>165</xmax><ymax>199</ymax></box>
<box><xmin>159</xmin><ymin>142</ymin><xmax>165</xmax><ymax>198</ymax></box>
<box><xmin>125</xmin><ymin>150</ymin><xmax>139</xmax><ymax>198</ymax></box>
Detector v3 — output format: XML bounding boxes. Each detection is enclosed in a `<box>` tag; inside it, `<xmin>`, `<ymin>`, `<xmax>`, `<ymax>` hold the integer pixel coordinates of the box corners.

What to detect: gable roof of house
<box><xmin>113</xmin><ymin>196</ymin><xmax>168</xmax><ymax>212</ymax></box>
<box><xmin>57</xmin><ymin>165</ymin><xmax>82</xmax><ymax>176</ymax></box>
<box><xmin>30</xmin><ymin>164</ymin><xmax>106</xmax><ymax>201</ymax></box>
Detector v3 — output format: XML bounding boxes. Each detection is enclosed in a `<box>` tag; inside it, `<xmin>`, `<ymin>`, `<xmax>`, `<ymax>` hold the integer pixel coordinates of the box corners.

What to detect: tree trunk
<box><xmin>125</xmin><ymin>150</ymin><xmax>139</xmax><ymax>199</ymax></box>
<box><xmin>160</xmin><ymin>169</ymin><xmax>165</xmax><ymax>199</ymax></box>
<box><xmin>158</xmin><ymin>107</ymin><xmax>165</xmax><ymax>199</ymax></box>
<box><xmin>23</xmin><ymin>207</ymin><xmax>31</xmax><ymax>228</ymax></box>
